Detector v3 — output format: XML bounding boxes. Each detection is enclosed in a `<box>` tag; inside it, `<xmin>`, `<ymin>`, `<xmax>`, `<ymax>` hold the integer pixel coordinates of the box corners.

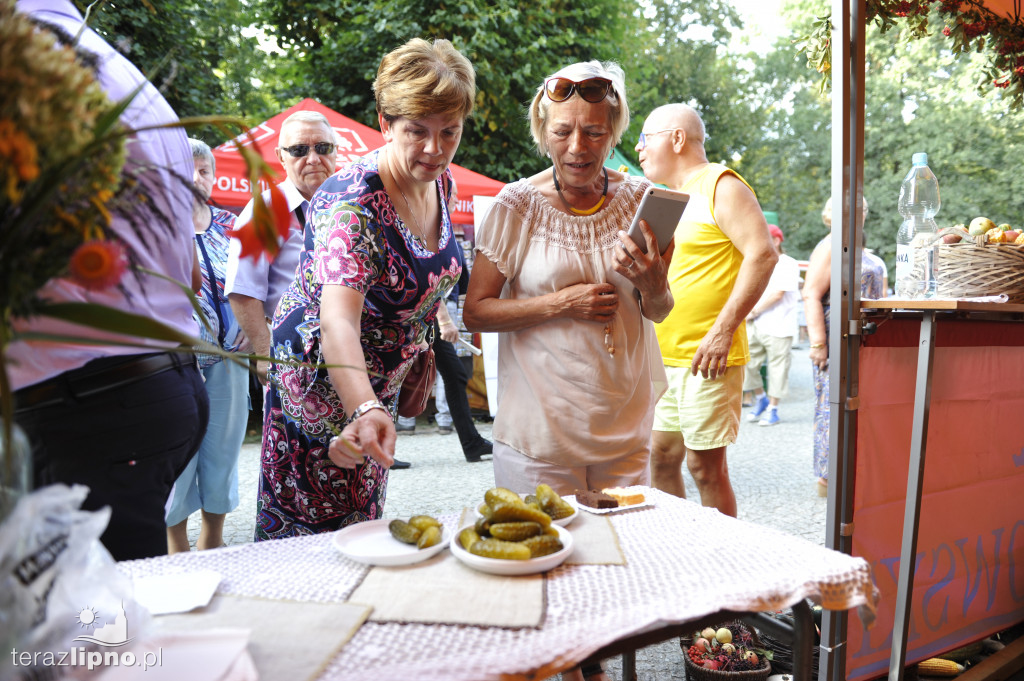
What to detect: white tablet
<box><xmin>626</xmin><ymin>187</ymin><xmax>689</xmax><ymax>255</ymax></box>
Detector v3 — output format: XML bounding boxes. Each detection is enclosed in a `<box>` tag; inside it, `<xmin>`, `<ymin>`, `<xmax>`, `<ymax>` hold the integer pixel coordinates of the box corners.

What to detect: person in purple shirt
<box><xmin>11</xmin><ymin>0</ymin><xmax>208</xmax><ymax>561</ymax></box>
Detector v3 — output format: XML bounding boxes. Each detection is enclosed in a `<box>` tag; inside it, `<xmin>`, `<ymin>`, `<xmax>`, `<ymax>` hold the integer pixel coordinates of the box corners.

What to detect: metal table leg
<box><xmin>887</xmin><ymin>310</ymin><xmax>937</xmax><ymax>681</ymax></box>
<box><xmin>745</xmin><ymin>601</ymin><xmax>815</xmax><ymax>681</ymax></box>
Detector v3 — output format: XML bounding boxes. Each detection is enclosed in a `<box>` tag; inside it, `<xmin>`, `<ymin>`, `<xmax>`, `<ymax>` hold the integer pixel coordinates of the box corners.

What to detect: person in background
<box><xmin>255</xmin><ymin>38</ymin><xmax>475</xmax><ymax>540</ymax></box>
<box><xmin>11</xmin><ymin>0</ymin><xmax>208</xmax><ymax>561</ymax></box>
<box><xmin>802</xmin><ymin>197</ymin><xmax>887</xmax><ymax>497</ymax></box>
<box><xmin>166</xmin><ymin>139</ymin><xmax>251</xmax><ymax>553</ymax></box>
<box><xmin>638</xmin><ymin>103</ymin><xmax>777</xmax><ymax>518</ymax></box>
<box><xmin>433</xmin><ymin>282</ymin><xmax>493</xmax><ymax>462</ymax></box>
<box><xmin>225</xmin><ymin>110</ymin><xmax>338</xmax><ymax>385</ymax></box>
<box><xmin>743</xmin><ymin>223</ymin><xmax>800</xmax><ymax>427</ymax></box>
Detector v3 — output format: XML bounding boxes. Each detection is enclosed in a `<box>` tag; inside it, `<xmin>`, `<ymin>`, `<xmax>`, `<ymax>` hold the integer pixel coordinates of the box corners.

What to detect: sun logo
<box><xmin>75</xmin><ymin>606</ymin><xmax>100</xmax><ymax>629</ymax></box>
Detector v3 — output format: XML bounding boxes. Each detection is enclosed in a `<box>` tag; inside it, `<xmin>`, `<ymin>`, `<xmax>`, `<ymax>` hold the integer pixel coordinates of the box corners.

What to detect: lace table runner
<box><xmin>121</xmin><ymin>487</ymin><xmax>878</xmax><ymax>681</ymax></box>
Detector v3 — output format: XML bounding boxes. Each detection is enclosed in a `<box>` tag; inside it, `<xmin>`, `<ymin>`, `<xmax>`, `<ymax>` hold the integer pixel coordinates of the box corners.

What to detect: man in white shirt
<box><xmin>743</xmin><ymin>224</ymin><xmax>801</xmax><ymax>426</ymax></box>
<box><xmin>224</xmin><ymin>111</ymin><xmax>339</xmax><ymax>383</ymax></box>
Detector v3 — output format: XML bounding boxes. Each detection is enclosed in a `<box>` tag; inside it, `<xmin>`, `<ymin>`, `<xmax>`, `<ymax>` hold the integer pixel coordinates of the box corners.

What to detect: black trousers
<box><xmin>433</xmin><ymin>334</ymin><xmax>486</xmax><ymax>452</ymax></box>
<box><xmin>14</xmin><ymin>352</ymin><xmax>209</xmax><ymax>561</ymax></box>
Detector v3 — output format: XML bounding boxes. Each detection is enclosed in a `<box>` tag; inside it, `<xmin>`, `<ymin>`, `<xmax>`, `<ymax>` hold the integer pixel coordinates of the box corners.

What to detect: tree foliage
<box><xmin>734</xmin><ymin>0</ymin><xmax>1024</xmax><ymax>263</ymax></box>
<box><xmin>72</xmin><ymin>0</ymin><xmax>1024</xmax><ymax>269</ymax></box>
<box><xmin>260</xmin><ymin>0</ymin><xmax>644</xmax><ymax>182</ymax></box>
<box><xmin>78</xmin><ymin>0</ymin><xmax>285</xmax><ymax>143</ymax></box>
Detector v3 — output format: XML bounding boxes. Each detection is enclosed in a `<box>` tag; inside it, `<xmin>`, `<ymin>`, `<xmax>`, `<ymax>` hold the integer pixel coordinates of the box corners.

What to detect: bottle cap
<box><xmin>912</xmin><ymin>152</ymin><xmax>928</xmax><ymax>165</ymax></box>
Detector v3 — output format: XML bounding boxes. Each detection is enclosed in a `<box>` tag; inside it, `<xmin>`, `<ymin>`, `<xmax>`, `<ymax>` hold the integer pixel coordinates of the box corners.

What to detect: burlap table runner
<box><xmin>155</xmin><ymin>593</ymin><xmax>370</xmax><ymax>681</ymax></box>
<box><xmin>563</xmin><ymin>511</ymin><xmax>626</xmax><ymax>565</ymax></box>
<box><xmin>348</xmin><ymin>551</ymin><xmax>546</xmax><ymax>627</ymax></box>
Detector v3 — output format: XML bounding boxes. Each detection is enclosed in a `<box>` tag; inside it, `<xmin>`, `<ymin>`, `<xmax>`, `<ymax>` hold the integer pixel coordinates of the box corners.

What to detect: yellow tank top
<box><xmin>655</xmin><ymin>163</ymin><xmax>753</xmax><ymax>367</ymax></box>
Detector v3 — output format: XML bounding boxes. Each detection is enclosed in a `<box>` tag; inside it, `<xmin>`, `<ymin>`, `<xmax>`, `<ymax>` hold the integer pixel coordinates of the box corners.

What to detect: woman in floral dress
<box><xmin>802</xmin><ymin>197</ymin><xmax>888</xmax><ymax>497</ymax></box>
<box><xmin>255</xmin><ymin>38</ymin><xmax>476</xmax><ymax>540</ymax></box>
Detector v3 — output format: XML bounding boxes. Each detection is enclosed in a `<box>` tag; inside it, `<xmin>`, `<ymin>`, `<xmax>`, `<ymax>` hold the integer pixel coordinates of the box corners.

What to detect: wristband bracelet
<box><xmin>810</xmin><ymin>343</ymin><xmax>826</xmax><ymax>349</ymax></box>
<box><xmin>352</xmin><ymin>399</ymin><xmax>387</xmax><ymax>420</ymax></box>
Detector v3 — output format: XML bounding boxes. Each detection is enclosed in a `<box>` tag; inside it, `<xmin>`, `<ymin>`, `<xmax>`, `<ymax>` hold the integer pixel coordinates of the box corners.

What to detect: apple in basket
<box><xmin>1004</xmin><ymin>230</ymin><xmax>1020</xmax><ymax>243</ymax></box>
<box><xmin>970</xmin><ymin>216</ymin><xmax>997</xmax><ymax>236</ymax></box>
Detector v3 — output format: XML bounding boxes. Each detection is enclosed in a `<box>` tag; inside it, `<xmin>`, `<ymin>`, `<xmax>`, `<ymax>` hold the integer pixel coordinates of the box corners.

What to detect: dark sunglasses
<box><xmin>281</xmin><ymin>142</ymin><xmax>336</xmax><ymax>158</ymax></box>
<box><xmin>544</xmin><ymin>77</ymin><xmax>613</xmax><ymax>104</ymax></box>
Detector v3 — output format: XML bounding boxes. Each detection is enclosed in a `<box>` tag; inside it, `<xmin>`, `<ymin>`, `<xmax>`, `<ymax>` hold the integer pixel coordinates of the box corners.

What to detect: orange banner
<box><xmin>847</xmin><ymin>318</ymin><xmax>1024</xmax><ymax>680</ymax></box>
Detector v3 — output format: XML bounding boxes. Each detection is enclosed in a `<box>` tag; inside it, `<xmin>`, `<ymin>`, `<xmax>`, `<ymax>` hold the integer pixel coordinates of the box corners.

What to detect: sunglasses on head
<box><xmin>544</xmin><ymin>77</ymin><xmax>613</xmax><ymax>104</ymax></box>
<box><xmin>281</xmin><ymin>142</ymin><xmax>336</xmax><ymax>158</ymax></box>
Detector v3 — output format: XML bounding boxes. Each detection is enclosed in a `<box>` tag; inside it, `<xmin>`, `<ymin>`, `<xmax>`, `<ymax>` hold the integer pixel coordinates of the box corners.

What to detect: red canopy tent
<box><xmin>210</xmin><ymin>98</ymin><xmax>505</xmax><ymax>226</ymax></box>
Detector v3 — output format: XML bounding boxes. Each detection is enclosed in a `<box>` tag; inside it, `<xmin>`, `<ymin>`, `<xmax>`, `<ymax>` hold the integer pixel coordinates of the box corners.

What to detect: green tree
<box><xmin>261</xmin><ymin>0</ymin><xmax>645</xmax><ymax>182</ymax></box>
<box><xmin>79</xmin><ymin>0</ymin><xmax>285</xmax><ymax>142</ymax></box>
<box><xmin>623</xmin><ymin>0</ymin><xmax>763</xmax><ymax>171</ymax></box>
<box><xmin>730</xmin><ymin>0</ymin><xmax>1024</xmax><ymax>262</ymax></box>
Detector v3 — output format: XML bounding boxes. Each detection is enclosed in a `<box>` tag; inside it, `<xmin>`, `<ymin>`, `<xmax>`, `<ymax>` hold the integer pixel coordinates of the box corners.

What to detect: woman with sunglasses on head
<box><xmin>254</xmin><ymin>38</ymin><xmax>474</xmax><ymax>541</ymax></box>
<box><xmin>465</xmin><ymin>63</ymin><xmax>672</xmax><ymax>653</ymax></box>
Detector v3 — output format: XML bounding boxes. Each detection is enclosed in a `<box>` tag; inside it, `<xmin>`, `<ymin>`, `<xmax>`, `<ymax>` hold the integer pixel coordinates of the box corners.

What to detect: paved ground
<box><xmin>185</xmin><ymin>345</ymin><xmax>826</xmax><ymax>679</ymax></box>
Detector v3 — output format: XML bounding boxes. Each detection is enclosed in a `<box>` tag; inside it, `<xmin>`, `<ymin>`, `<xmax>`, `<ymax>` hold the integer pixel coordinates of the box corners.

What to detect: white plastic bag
<box><xmin>0</xmin><ymin>485</ymin><xmax>148</xmax><ymax>680</ymax></box>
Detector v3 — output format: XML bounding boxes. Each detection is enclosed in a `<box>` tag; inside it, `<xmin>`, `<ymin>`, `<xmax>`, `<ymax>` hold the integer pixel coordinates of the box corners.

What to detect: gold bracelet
<box><xmin>810</xmin><ymin>343</ymin><xmax>826</xmax><ymax>349</ymax></box>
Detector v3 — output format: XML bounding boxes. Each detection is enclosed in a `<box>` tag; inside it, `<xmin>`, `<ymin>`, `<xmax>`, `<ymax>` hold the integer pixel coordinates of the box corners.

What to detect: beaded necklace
<box><xmin>552</xmin><ymin>166</ymin><xmax>608</xmax><ymax>216</ymax></box>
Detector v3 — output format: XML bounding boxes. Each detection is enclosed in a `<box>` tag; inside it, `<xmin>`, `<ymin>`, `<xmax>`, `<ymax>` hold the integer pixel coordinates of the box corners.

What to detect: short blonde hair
<box><xmin>528</xmin><ymin>61</ymin><xmax>629</xmax><ymax>157</ymax></box>
<box><xmin>372</xmin><ymin>38</ymin><xmax>476</xmax><ymax>122</ymax></box>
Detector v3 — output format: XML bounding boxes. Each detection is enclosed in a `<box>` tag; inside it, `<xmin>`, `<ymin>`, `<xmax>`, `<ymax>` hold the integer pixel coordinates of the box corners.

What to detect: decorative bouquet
<box><xmin>0</xmin><ymin>0</ymin><xmax>287</xmax><ymax>507</ymax></box>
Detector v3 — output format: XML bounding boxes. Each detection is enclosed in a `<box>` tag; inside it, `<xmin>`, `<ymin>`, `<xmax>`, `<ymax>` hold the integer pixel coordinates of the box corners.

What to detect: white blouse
<box><xmin>475</xmin><ymin>175</ymin><xmax>667</xmax><ymax>467</ymax></box>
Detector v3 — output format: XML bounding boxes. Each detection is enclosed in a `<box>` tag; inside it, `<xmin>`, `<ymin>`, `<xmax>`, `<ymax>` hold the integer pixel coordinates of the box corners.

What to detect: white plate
<box><xmin>332</xmin><ymin>518</ymin><xmax>448</xmax><ymax>566</ymax></box>
<box><xmin>449</xmin><ymin>523</ymin><xmax>574</xmax><ymax>575</ymax></box>
<box><xmin>475</xmin><ymin>494</ymin><xmax>579</xmax><ymax>527</ymax></box>
<box><xmin>567</xmin><ymin>494</ymin><xmax>654</xmax><ymax>515</ymax></box>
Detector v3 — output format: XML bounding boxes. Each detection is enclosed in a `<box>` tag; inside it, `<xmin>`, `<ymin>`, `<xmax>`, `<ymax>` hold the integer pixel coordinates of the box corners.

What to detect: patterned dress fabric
<box><xmin>255</xmin><ymin>150</ymin><xmax>462</xmax><ymax>540</ymax></box>
<box><xmin>812</xmin><ymin>242</ymin><xmax>888</xmax><ymax>480</ymax></box>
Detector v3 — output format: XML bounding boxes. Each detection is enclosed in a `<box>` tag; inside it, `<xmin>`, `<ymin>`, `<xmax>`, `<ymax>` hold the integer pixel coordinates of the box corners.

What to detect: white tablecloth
<box><xmin>120</xmin><ymin>487</ymin><xmax>878</xmax><ymax>681</ymax></box>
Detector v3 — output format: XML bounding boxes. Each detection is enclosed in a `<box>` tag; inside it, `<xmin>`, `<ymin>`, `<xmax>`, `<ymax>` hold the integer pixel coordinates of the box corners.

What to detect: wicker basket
<box><xmin>682</xmin><ymin>622</ymin><xmax>772</xmax><ymax>681</ymax></box>
<box><xmin>935</xmin><ymin>239</ymin><xmax>1024</xmax><ymax>302</ymax></box>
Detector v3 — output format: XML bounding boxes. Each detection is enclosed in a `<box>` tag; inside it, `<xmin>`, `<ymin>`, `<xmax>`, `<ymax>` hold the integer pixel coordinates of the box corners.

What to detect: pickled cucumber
<box><xmin>489</xmin><ymin>521</ymin><xmax>542</xmax><ymax>541</ymax></box>
<box><xmin>417</xmin><ymin>525</ymin><xmax>442</xmax><ymax>549</ymax></box>
<box><xmin>389</xmin><ymin>519</ymin><xmax>422</xmax><ymax>544</ymax></box>
<box><xmin>489</xmin><ymin>500</ymin><xmax>552</xmax><ymax>527</ymax></box>
<box><xmin>408</xmin><ymin>515</ymin><xmax>441</xmax><ymax>532</ymax></box>
<box><xmin>535</xmin><ymin>484</ymin><xmax>561</xmax><ymax>508</ymax></box>
<box><xmin>521</xmin><ymin>533</ymin><xmax>564</xmax><ymax>558</ymax></box>
<box><xmin>474</xmin><ymin>515</ymin><xmax>491</xmax><ymax>535</ymax></box>
<box><xmin>469</xmin><ymin>538</ymin><xmax>532</xmax><ymax>560</ymax></box>
<box><xmin>458</xmin><ymin>527</ymin><xmax>481</xmax><ymax>551</ymax></box>
<box><xmin>484</xmin><ymin>487</ymin><xmax>521</xmax><ymax>508</ymax></box>
<box><xmin>536</xmin><ymin>484</ymin><xmax>575</xmax><ymax>520</ymax></box>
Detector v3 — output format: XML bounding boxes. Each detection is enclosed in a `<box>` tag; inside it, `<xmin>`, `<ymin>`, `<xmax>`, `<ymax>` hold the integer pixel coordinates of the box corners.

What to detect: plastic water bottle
<box><xmin>895</xmin><ymin>152</ymin><xmax>941</xmax><ymax>298</ymax></box>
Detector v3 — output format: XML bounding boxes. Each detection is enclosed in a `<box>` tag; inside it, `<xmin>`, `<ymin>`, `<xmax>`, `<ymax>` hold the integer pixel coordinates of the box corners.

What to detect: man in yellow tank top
<box><xmin>635</xmin><ymin>104</ymin><xmax>777</xmax><ymax>517</ymax></box>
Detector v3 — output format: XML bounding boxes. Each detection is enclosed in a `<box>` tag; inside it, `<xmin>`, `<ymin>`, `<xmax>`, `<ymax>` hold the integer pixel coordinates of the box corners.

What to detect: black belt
<box><xmin>14</xmin><ymin>352</ymin><xmax>194</xmax><ymax>412</ymax></box>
